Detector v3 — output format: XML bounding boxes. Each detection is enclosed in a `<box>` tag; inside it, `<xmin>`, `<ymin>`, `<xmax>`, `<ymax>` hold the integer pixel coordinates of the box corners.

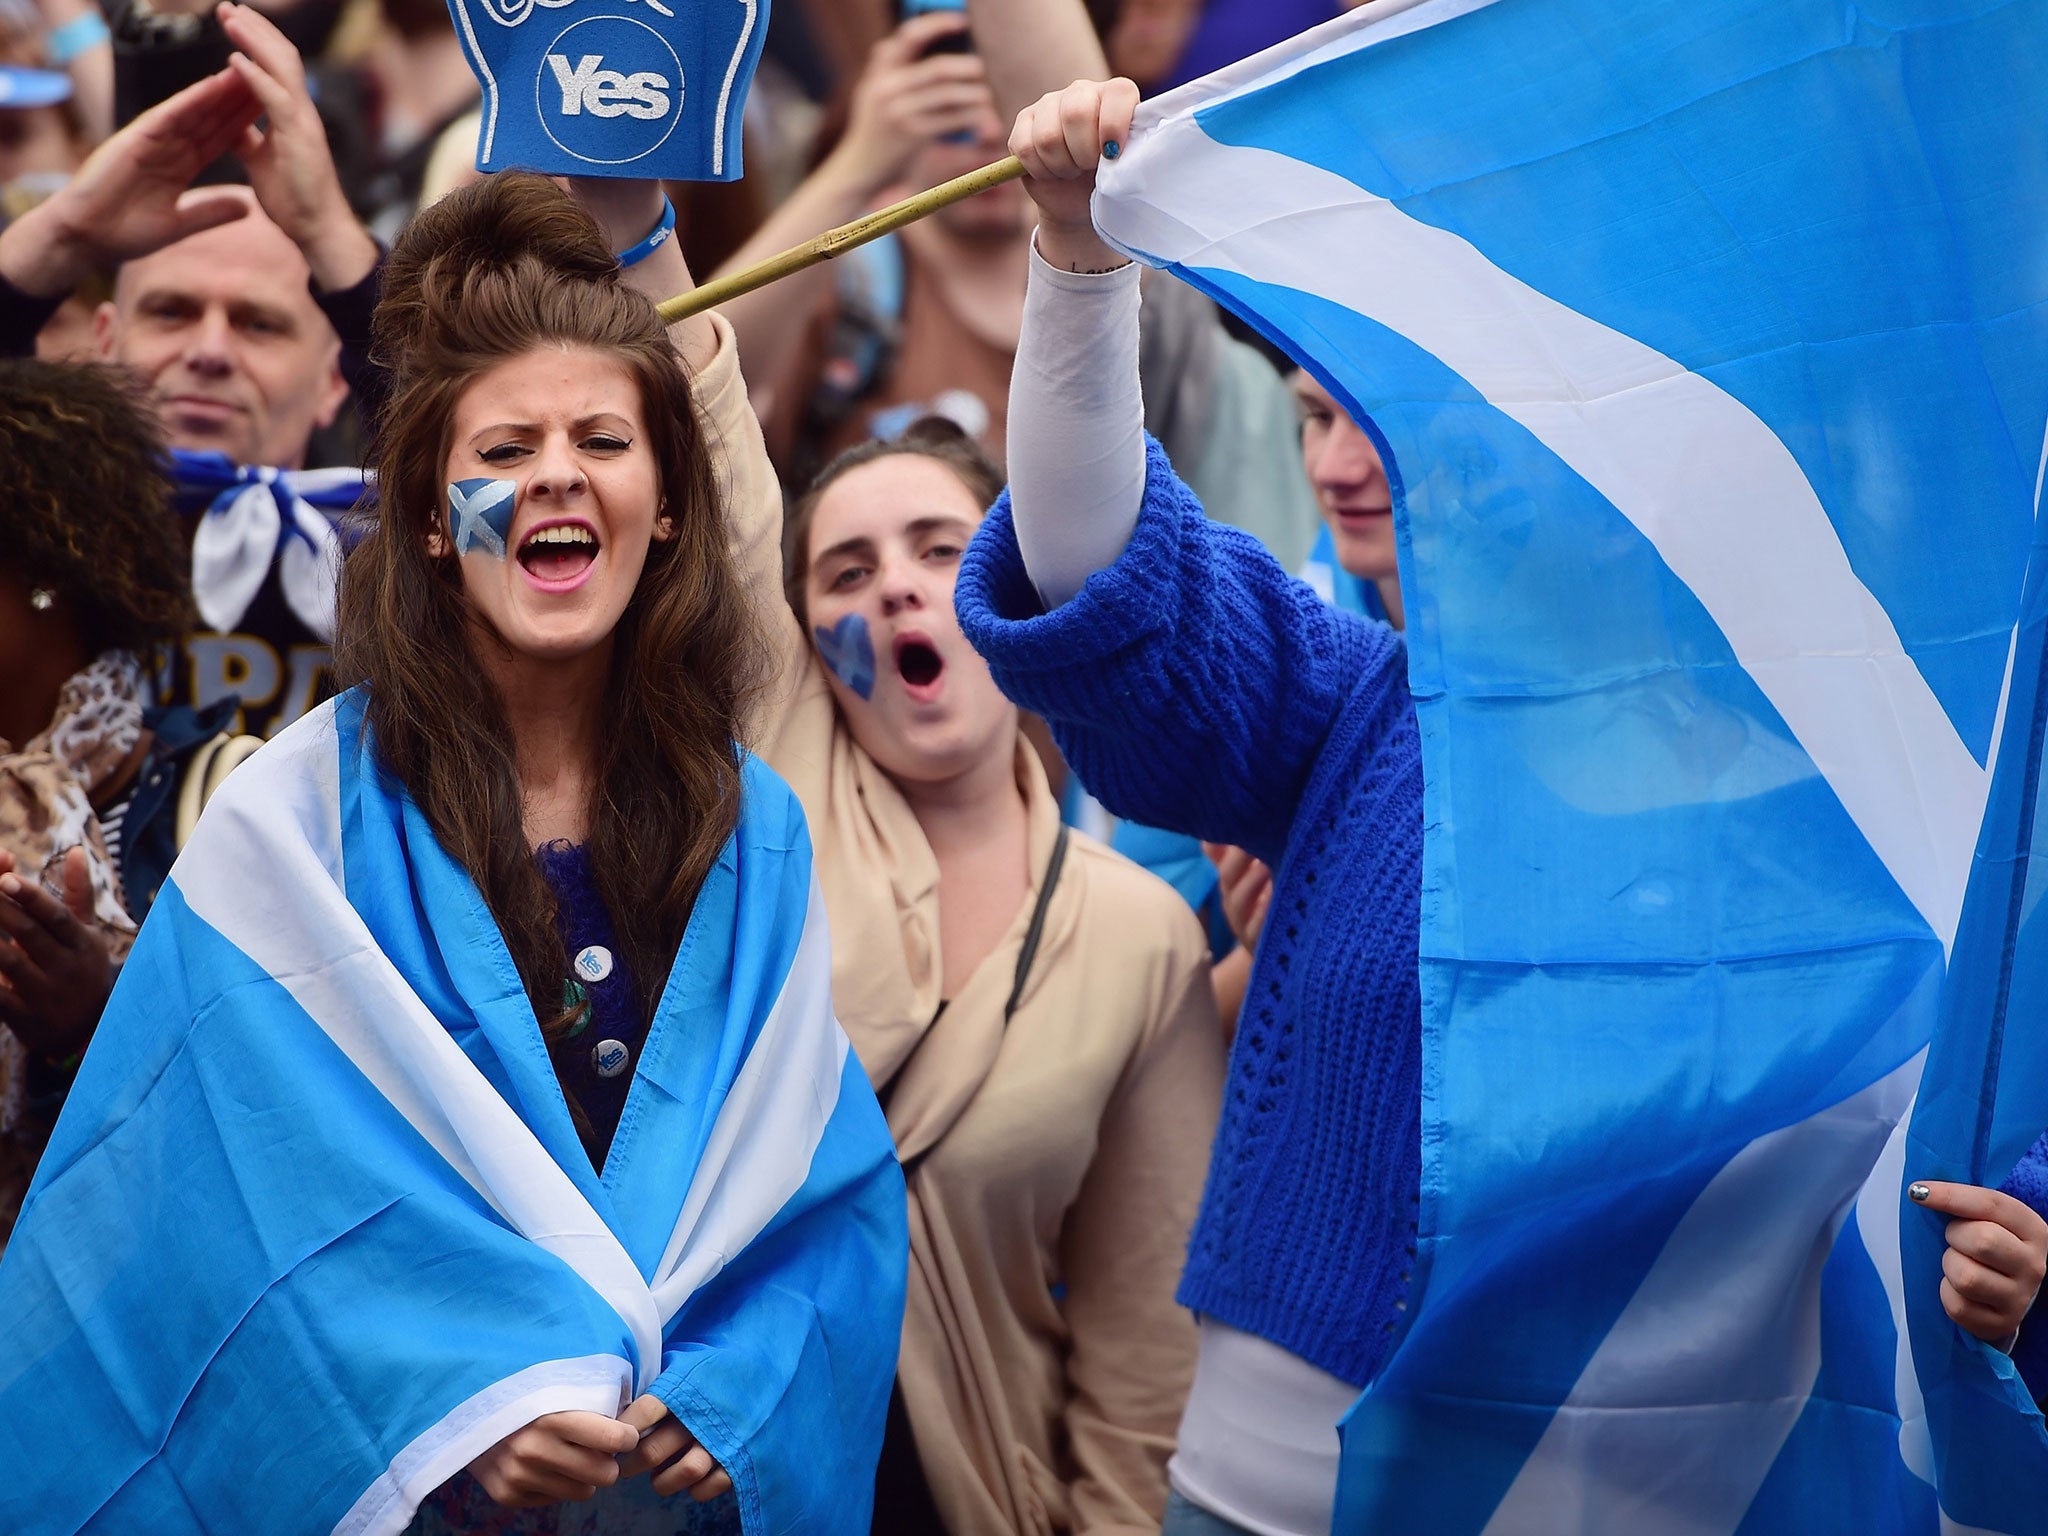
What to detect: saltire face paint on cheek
<box><xmin>814</xmin><ymin>613</ymin><xmax>876</xmax><ymax>700</ymax></box>
<box><xmin>447</xmin><ymin>477</ymin><xmax>519</xmax><ymax>559</ymax></box>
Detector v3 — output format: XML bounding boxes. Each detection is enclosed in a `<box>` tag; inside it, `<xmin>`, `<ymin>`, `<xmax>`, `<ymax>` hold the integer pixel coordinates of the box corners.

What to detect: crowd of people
<box><xmin>3</xmin><ymin>0</ymin><xmax>2047</xmax><ymax>1533</ymax></box>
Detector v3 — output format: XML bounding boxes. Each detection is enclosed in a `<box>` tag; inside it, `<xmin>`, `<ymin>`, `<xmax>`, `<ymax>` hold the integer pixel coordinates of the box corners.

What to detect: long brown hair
<box><xmin>336</xmin><ymin>173</ymin><xmax>762</xmax><ymax>1105</ymax></box>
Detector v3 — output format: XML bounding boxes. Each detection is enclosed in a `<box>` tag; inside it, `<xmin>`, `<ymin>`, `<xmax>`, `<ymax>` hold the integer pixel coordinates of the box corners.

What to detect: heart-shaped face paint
<box><xmin>447</xmin><ymin>477</ymin><xmax>519</xmax><ymax>560</ymax></box>
<box><xmin>814</xmin><ymin>613</ymin><xmax>876</xmax><ymax>700</ymax></box>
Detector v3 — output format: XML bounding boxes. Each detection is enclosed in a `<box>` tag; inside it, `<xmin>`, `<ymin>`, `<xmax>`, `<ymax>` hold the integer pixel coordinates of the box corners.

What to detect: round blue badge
<box><xmin>534</xmin><ymin>14</ymin><xmax>684</xmax><ymax>167</ymax></box>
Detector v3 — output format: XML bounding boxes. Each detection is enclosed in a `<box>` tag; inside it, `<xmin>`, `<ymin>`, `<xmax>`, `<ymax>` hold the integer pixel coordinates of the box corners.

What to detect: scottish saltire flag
<box><xmin>0</xmin><ymin>691</ymin><xmax>905</xmax><ymax>1535</ymax></box>
<box><xmin>1095</xmin><ymin>1</ymin><xmax>2048</xmax><ymax>1531</ymax></box>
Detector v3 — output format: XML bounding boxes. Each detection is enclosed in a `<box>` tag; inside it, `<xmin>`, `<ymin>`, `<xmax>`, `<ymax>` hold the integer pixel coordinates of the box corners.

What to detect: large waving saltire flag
<box><xmin>1094</xmin><ymin>0</ymin><xmax>2048</xmax><ymax>1530</ymax></box>
<box><xmin>0</xmin><ymin>692</ymin><xmax>905</xmax><ymax>1535</ymax></box>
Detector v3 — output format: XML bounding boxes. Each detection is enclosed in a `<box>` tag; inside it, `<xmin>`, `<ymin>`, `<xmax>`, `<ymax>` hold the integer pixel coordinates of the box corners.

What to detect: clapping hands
<box><xmin>0</xmin><ymin>847</ymin><xmax>118</xmax><ymax>1063</ymax></box>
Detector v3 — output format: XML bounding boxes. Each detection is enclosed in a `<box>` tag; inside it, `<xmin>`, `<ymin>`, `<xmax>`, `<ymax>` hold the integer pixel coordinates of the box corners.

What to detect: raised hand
<box><xmin>1007</xmin><ymin>75</ymin><xmax>1139</xmax><ymax>272</ymax></box>
<box><xmin>831</xmin><ymin>12</ymin><xmax>998</xmax><ymax>196</ymax></box>
<box><xmin>1911</xmin><ymin>1179</ymin><xmax>2048</xmax><ymax>1345</ymax></box>
<box><xmin>617</xmin><ymin>1394</ymin><xmax>734</xmax><ymax>1501</ymax></box>
<box><xmin>0</xmin><ymin>68</ymin><xmax>262</xmax><ymax>297</ymax></box>
<box><xmin>1204</xmin><ymin>842</ymin><xmax>1273</xmax><ymax>954</ymax></box>
<box><xmin>466</xmin><ymin>1410</ymin><xmax>639</xmax><ymax>1507</ymax></box>
<box><xmin>218</xmin><ymin>2</ymin><xmax>377</xmax><ymax>292</ymax></box>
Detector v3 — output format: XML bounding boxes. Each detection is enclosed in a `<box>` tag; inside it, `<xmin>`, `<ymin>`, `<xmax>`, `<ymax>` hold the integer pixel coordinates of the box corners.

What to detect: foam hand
<box><xmin>445</xmin><ymin>0</ymin><xmax>769</xmax><ymax>181</ymax></box>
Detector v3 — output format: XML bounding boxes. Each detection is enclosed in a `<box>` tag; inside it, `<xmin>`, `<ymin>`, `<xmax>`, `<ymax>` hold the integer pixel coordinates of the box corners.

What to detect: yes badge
<box><xmin>446</xmin><ymin>0</ymin><xmax>768</xmax><ymax>180</ymax></box>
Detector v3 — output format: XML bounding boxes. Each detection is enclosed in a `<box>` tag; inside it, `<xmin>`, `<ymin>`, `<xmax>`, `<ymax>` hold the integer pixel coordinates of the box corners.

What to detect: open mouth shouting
<box><xmin>893</xmin><ymin>631</ymin><xmax>947</xmax><ymax>704</ymax></box>
<box><xmin>517</xmin><ymin>519</ymin><xmax>602</xmax><ymax>592</ymax></box>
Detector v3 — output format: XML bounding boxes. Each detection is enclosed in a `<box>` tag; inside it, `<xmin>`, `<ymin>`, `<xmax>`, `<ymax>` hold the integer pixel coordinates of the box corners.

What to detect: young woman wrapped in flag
<box><xmin>0</xmin><ymin>172</ymin><xmax>907</xmax><ymax>1536</ymax></box>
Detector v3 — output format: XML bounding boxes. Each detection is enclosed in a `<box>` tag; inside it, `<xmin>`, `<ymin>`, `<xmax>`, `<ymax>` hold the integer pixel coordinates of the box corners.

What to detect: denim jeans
<box><xmin>1161</xmin><ymin>1489</ymin><xmax>1267</xmax><ymax>1536</ymax></box>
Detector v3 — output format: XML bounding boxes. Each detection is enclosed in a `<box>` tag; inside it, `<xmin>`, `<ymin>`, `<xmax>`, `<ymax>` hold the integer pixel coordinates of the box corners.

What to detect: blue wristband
<box><xmin>45</xmin><ymin>11</ymin><xmax>110</xmax><ymax>66</ymax></box>
<box><xmin>614</xmin><ymin>197</ymin><xmax>676</xmax><ymax>270</ymax></box>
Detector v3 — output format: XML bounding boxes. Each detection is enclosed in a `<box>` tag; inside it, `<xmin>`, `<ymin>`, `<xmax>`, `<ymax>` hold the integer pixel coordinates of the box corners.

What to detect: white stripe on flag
<box><xmin>1481</xmin><ymin>1052</ymin><xmax>1923</xmax><ymax>1536</ymax></box>
<box><xmin>1856</xmin><ymin>1086</ymin><xmax>1936</xmax><ymax>1487</ymax></box>
<box><xmin>173</xmin><ymin>705</ymin><xmax>667</xmax><ymax>1386</ymax></box>
<box><xmin>650</xmin><ymin>874</ymin><xmax>852</xmax><ymax>1317</ymax></box>
<box><xmin>1852</xmin><ymin>1096</ymin><xmax>2015</xmax><ymax>1536</ymax></box>
<box><xmin>2034</xmin><ymin>417</ymin><xmax>2047</xmax><ymax>521</ymax></box>
<box><xmin>333</xmin><ymin>1355</ymin><xmax>630</xmax><ymax>1536</ymax></box>
<box><xmin>1131</xmin><ymin>0</ymin><xmax>1506</xmax><ymax>122</ymax></box>
<box><xmin>1095</xmin><ymin>133</ymin><xmax>1989</xmax><ymax>954</ymax></box>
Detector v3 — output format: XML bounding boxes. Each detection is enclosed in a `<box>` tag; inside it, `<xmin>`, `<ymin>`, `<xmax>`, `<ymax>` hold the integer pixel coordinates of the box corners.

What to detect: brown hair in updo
<box><xmin>336</xmin><ymin>173</ymin><xmax>763</xmax><ymax>1143</ymax></box>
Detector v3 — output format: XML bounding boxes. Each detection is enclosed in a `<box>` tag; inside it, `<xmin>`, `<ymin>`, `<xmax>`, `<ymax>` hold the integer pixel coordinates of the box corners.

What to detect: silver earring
<box><xmin>29</xmin><ymin>587</ymin><xmax>55</xmax><ymax>612</ymax></box>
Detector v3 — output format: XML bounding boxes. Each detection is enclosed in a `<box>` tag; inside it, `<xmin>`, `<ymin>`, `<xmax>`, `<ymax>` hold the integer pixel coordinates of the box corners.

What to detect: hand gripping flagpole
<box><xmin>656</xmin><ymin>155</ymin><xmax>1027</xmax><ymax>325</ymax></box>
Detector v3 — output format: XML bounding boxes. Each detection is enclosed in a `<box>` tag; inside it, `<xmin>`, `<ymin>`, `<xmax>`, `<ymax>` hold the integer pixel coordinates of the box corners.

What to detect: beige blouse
<box><xmin>695</xmin><ymin>318</ymin><xmax>1226</xmax><ymax>1534</ymax></box>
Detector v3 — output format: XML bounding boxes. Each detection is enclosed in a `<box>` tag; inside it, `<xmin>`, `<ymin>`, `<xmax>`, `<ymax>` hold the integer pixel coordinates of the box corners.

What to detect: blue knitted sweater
<box><xmin>956</xmin><ymin>437</ymin><xmax>1424</xmax><ymax>1388</ymax></box>
<box><xmin>2000</xmin><ymin>1131</ymin><xmax>2048</xmax><ymax>1399</ymax></box>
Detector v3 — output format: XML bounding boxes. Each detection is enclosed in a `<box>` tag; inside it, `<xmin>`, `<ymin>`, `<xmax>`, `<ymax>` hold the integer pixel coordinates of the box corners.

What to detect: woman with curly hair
<box><xmin>0</xmin><ymin>173</ymin><xmax>905</xmax><ymax>1536</ymax></box>
<box><xmin>0</xmin><ymin>356</ymin><xmax>245</xmax><ymax>1248</ymax></box>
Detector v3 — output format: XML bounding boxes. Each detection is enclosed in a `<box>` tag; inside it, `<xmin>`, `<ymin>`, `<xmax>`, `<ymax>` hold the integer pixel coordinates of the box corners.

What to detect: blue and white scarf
<box><xmin>171</xmin><ymin>449</ymin><xmax>369</xmax><ymax>642</ymax></box>
<box><xmin>0</xmin><ymin>691</ymin><xmax>906</xmax><ymax>1535</ymax></box>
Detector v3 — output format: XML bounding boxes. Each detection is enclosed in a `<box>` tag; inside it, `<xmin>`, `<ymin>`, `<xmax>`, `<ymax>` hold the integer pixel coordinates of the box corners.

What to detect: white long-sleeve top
<box><xmin>1007</xmin><ymin>242</ymin><xmax>1150</xmax><ymax>607</ymax></box>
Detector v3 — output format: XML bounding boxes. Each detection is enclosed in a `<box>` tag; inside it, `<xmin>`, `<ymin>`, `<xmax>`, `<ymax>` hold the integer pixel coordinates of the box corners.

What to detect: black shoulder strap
<box><xmin>1004</xmin><ymin>824</ymin><xmax>1070</xmax><ymax>1022</ymax></box>
<box><xmin>881</xmin><ymin>825</ymin><xmax>1073</xmax><ymax>1144</ymax></box>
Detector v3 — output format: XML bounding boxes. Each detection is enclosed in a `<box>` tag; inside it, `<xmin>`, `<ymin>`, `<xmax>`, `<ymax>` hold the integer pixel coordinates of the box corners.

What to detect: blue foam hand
<box><xmin>448</xmin><ymin>477</ymin><xmax>519</xmax><ymax>559</ymax></box>
<box><xmin>446</xmin><ymin>0</ymin><xmax>769</xmax><ymax>181</ymax></box>
<box><xmin>814</xmin><ymin>613</ymin><xmax>876</xmax><ymax>700</ymax></box>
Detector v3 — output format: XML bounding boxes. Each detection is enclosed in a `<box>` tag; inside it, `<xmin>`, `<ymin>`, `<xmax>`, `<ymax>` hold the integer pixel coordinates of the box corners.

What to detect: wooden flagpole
<box><xmin>656</xmin><ymin>155</ymin><xmax>1027</xmax><ymax>325</ymax></box>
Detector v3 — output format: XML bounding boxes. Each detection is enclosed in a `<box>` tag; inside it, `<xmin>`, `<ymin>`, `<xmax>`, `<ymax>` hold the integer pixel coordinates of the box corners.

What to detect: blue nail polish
<box><xmin>1909</xmin><ymin>1182</ymin><xmax>1931</xmax><ymax>1202</ymax></box>
<box><xmin>1103</xmin><ymin>140</ymin><xmax>1121</xmax><ymax>161</ymax></box>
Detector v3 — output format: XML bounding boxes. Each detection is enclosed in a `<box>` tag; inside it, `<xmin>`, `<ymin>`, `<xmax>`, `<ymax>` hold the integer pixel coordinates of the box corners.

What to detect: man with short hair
<box><xmin>94</xmin><ymin>184</ymin><xmax>350</xmax><ymax>472</ymax></box>
<box><xmin>0</xmin><ymin>3</ymin><xmax>379</xmax><ymax>737</ymax></box>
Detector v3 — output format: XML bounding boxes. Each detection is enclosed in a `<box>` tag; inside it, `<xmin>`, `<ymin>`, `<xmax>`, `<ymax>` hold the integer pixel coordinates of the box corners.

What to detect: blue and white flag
<box><xmin>1297</xmin><ymin>522</ymin><xmax>1388</xmax><ymax>624</ymax></box>
<box><xmin>171</xmin><ymin>449</ymin><xmax>368</xmax><ymax>642</ymax></box>
<box><xmin>445</xmin><ymin>0</ymin><xmax>766</xmax><ymax>180</ymax></box>
<box><xmin>1095</xmin><ymin>1</ymin><xmax>2048</xmax><ymax>1530</ymax></box>
<box><xmin>0</xmin><ymin>691</ymin><xmax>905</xmax><ymax>1535</ymax></box>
